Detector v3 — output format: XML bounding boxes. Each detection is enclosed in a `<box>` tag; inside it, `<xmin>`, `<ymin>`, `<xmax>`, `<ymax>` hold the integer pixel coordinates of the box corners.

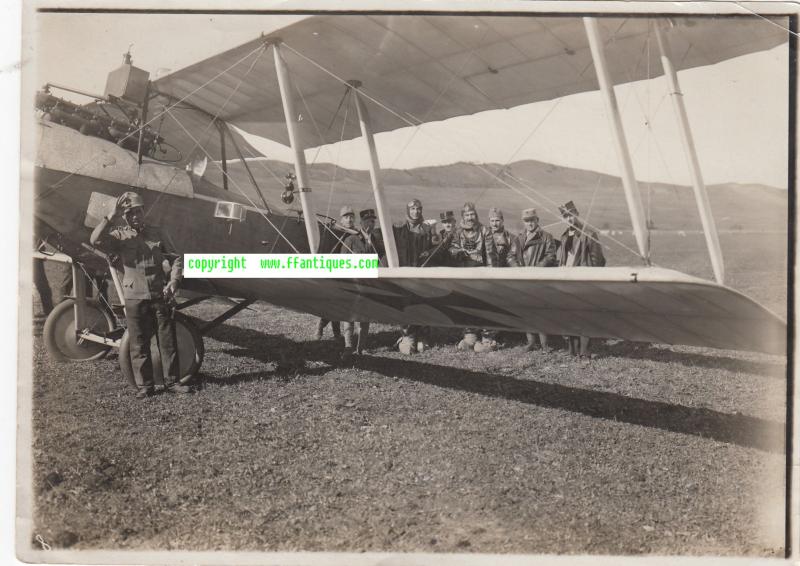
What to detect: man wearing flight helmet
<box><xmin>393</xmin><ymin>198</ymin><xmax>434</xmax><ymax>355</ymax></box>
<box><xmin>488</xmin><ymin>207</ymin><xmax>518</xmax><ymax>268</ymax></box>
<box><xmin>90</xmin><ymin>190</ymin><xmax>190</xmax><ymax>398</ymax></box>
<box><xmin>450</xmin><ymin>202</ymin><xmax>499</xmax><ymax>352</ymax></box>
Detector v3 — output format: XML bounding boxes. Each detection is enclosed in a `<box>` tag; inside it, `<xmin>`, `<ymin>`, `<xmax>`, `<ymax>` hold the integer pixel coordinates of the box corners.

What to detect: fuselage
<box><xmin>34</xmin><ymin>119</ymin><xmax>315</xmax><ymax>299</ymax></box>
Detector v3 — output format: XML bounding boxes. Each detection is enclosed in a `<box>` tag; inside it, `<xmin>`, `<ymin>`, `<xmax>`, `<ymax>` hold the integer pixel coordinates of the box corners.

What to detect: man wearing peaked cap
<box><xmin>392</xmin><ymin>198</ymin><xmax>434</xmax><ymax>355</ymax></box>
<box><xmin>313</xmin><ymin>204</ymin><xmax>359</xmax><ymax>341</ymax></box>
<box><xmin>417</xmin><ymin>211</ymin><xmax>457</xmax><ymax>269</ymax></box>
<box><xmin>339</xmin><ymin>208</ymin><xmax>386</xmax><ymax>362</ymax></box>
<box><xmin>557</xmin><ymin>200</ymin><xmax>606</xmax><ymax>359</ymax></box>
<box><xmin>514</xmin><ymin>207</ymin><xmax>558</xmax><ymax>352</ymax></box>
<box><xmin>558</xmin><ymin>200</ymin><xmax>579</xmax><ymax>217</ymax></box>
<box><xmin>517</xmin><ymin>207</ymin><xmax>557</xmax><ymax>268</ymax></box>
<box><xmin>557</xmin><ymin>201</ymin><xmax>604</xmax><ymax>267</ymax></box>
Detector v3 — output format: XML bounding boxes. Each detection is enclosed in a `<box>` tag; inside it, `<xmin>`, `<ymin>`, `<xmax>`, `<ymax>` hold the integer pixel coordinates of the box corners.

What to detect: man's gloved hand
<box><xmin>106</xmin><ymin>196</ymin><xmax>125</xmax><ymax>221</ymax></box>
<box><xmin>163</xmin><ymin>280</ymin><xmax>178</xmax><ymax>301</ymax></box>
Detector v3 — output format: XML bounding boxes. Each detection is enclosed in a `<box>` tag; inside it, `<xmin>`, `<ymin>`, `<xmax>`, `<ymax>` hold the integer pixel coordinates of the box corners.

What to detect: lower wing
<box><xmin>245</xmin><ymin>267</ymin><xmax>785</xmax><ymax>355</ymax></box>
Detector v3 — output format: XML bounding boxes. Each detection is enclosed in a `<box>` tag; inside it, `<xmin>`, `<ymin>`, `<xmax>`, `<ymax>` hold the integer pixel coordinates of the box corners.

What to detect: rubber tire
<box><xmin>43</xmin><ymin>299</ymin><xmax>115</xmax><ymax>362</ymax></box>
<box><xmin>119</xmin><ymin>313</ymin><xmax>204</xmax><ymax>389</ymax></box>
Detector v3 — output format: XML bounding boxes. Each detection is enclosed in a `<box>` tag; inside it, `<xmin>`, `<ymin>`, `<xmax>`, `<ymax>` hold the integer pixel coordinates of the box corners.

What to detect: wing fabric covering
<box><xmin>153</xmin><ymin>15</ymin><xmax>788</xmax><ymax>149</ymax></box>
<box><xmin>230</xmin><ymin>267</ymin><xmax>786</xmax><ymax>355</ymax></box>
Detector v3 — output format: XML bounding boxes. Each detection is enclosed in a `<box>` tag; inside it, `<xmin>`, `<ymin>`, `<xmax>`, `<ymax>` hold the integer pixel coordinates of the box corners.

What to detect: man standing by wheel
<box><xmin>90</xmin><ymin>191</ymin><xmax>190</xmax><ymax>398</ymax></box>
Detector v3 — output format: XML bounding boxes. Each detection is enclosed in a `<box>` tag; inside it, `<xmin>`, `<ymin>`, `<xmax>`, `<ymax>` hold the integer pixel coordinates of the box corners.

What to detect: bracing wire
<box><xmin>384</xmin><ymin>23</ymin><xmax>492</xmax><ymax>171</ymax></box>
<box><xmin>326</xmin><ymin>90</ymin><xmax>351</xmax><ymax>218</ymax></box>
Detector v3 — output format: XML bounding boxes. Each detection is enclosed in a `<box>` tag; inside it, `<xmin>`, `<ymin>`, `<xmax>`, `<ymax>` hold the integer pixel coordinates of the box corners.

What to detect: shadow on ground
<box><xmin>204</xmin><ymin>323</ymin><xmax>784</xmax><ymax>454</ymax></box>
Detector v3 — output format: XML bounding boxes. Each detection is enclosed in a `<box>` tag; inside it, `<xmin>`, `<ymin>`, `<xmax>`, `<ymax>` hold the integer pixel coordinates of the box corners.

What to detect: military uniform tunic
<box><xmin>94</xmin><ymin>224</ymin><xmax>183</xmax><ymax>391</ymax></box>
<box><xmin>96</xmin><ymin>225</ymin><xmax>183</xmax><ymax>299</ymax></box>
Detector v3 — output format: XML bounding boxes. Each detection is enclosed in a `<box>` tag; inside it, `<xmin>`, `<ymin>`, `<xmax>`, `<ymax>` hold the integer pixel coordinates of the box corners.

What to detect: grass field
<box><xmin>26</xmin><ymin>230</ymin><xmax>788</xmax><ymax>556</ymax></box>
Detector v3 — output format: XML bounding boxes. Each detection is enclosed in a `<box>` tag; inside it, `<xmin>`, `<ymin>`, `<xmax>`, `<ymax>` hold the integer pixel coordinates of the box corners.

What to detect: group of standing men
<box><xmin>316</xmin><ymin>197</ymin><xmax>605</xmax><ymax>360</ymax></box>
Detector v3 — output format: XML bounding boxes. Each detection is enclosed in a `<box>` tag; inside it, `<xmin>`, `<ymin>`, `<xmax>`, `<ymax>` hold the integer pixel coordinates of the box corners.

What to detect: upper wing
<box><xmin>152</xmin><ymin>15</ymin><xmax>789</xmax><ymax>148</ymax></box>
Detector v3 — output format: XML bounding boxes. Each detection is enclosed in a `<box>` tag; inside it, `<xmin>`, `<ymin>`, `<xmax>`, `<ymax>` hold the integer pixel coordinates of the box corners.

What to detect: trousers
<box><xmin>33</xmin><ymin>259</ymin><xmax>54</xmax><ymax>315</ymax></box>
<box><xmin>60</xmin><ymin>263</ymin><xmax>108</xmax><ymax>302</ymax></box>
<box><xmin>317</xmin><ymin>318</ymin><xmax>341</xmax><ymax>336</ymax></box>
<box><xmin>342</xmin><ymin>321</ymin><xmax>370</xmax><ymax>352</ymax></box>
<box><xmin>125</xmin><ymin>298</ymin><xmax>179</xmax><ymax>390</ymax></box>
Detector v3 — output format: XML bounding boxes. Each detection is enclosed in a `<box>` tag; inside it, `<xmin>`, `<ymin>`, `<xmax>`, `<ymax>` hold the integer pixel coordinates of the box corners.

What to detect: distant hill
<box><xmin>204</xmin><ymin>158</ymin><xmax>787</xmax><ymax>233</ymax></box>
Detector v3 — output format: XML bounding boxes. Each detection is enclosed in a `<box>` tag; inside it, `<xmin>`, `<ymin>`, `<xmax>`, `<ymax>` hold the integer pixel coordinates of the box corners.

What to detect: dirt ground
<box><xmin>26</xmin><ymin>232</ymin><xmax>789</xmax><ymax>556</ymax></box>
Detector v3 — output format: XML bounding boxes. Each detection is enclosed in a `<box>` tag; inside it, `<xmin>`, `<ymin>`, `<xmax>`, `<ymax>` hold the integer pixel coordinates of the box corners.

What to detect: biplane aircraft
<box><xmin>32</xmin><ymin>13</ymin><xmax>789</xmax><ymax>385</ymax></box>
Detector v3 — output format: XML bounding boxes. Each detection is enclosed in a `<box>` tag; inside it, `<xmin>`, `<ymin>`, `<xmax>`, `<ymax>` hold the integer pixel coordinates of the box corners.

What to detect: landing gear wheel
<box><xmin>43</xmin><ymin>299</ymin><xmax>115</xmax><ymax>362</ymax></box>
<box><xmin>119</xmin><ymin>313</ymin><xmax>204</xmax><ymax>389</ymax></box>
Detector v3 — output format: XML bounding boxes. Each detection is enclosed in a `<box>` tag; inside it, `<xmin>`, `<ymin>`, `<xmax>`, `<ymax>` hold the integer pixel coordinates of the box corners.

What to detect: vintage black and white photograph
<box><xmin>18</xmin><ymin>1</ymin><xmax>795</xmax><ymax>563</ymax></box>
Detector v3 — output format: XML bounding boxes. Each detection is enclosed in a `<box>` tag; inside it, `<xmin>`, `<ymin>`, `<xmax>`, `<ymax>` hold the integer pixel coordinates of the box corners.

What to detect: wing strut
<box><xmin>221</xmin><ymin>120</ymin><xmax>272</xmax><ymax>214</ymax></box>
<box><xmin>584</xmin><ymin>17</ymin><xmax>651</xmax><ymax>263</ymax></box>
<box><xmin>653</xmin><ymin>20</ymin><xmax>725</xmax><ymax>284</ymax></box>
<box><xmin>271</xmin><ymin>40</ymin><xmax>320</xmax><ymax>253</ymax></box>
<box><xmin>349</xmin><ymin>80</ymin><xmax>400</xmax><ymax>268</ymax></box>
<box><xmin>215</xmin><ymin>119</ymin><xmax>229</xmax><ymax>191</ymax></box>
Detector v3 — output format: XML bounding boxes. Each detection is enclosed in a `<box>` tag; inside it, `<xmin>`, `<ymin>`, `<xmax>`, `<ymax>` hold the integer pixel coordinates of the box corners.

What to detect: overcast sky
<box><xmin>32</xmin><ymin>13</ymin><xmax>790</xmax><ymax>188</ymax></box>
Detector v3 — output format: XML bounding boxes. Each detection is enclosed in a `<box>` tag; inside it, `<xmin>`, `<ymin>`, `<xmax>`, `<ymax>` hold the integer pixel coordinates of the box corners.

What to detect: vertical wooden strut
<box><xmin>215</xmin><ymin>119</ymin><xmax>228</xmax><ymax>191</ymax></box>
<box><xmin>349</xmin><ymin>80</ymin><xmax>399</xmax><ymax>268</ymax></box>
<box><xmin>584</xmin><ymin>17</ymin><xmax>650</xmax><ymax>263</ymax></box>
<box><xmin>271</xmin><ymin>41</ymin><xmax>320</xmax><ymax>253</ymax></box>
<box><xmin>137</xmin><ymin>81</ymin><xmax>150</xmax><ymax>166</ymax></box>
<box><xmin>653</xmin><ymin>20</ymin><xmax>724</xmax><ymax>285</ymax></box>
<box><xmin>72</xmin><ymin>262</ymin><xmax>86</xmax><ymax>332</ymax></box>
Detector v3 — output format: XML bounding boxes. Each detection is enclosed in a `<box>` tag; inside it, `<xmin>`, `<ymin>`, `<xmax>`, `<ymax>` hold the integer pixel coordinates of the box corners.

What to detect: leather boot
<box><xmin>473</xmin><ymin>337</ymin><xmax>498</xmax><ymax>353</ymax></box>
<box><xmin>398</xmin><ymin>335</ymin><xmax>416</xmax><ymax>355</ymax></box>
<box><xmin>457</xmin><ymin>332</ymin><xmax>479</xmax><ymax>351</ymax></box>
<box><xmin>314</xmin><ymin>319</ymin><xmax>326</xmax><ymax>340</ymax></box>
<box><xmin>355</xmin><ymin>322</ymin><xmax>369</xmax><ymax>355</ymax></box>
